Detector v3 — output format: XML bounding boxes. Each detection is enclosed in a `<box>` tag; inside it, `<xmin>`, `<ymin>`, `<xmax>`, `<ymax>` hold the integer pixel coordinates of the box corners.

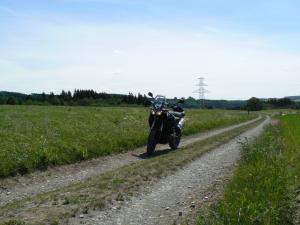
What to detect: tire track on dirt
<box><xmin>0</xmin><ymin>116</ymin><xmax>261</xmax><ymax>207</ymax></box>
<box><xmin>74</xmin><ymin>116</ymin><xmax>269</xmax><ymax>225</ymax></box>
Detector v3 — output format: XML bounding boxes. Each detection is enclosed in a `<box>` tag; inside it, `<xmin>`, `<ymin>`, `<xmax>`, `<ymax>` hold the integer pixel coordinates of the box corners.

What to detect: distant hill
<box><xmin>176</xmin><ymin>98</ymin><xmax>246</xmax><ymax>109</ymax></box>
<box><xmin>0</xmin><ymin>91</ymin><xmax>27</xmax><ymax>101</ymax></box>
<box><xmin>286</xmin><ymin>96</ymin><xmax>300</xmax><ymax>102</ymax></box>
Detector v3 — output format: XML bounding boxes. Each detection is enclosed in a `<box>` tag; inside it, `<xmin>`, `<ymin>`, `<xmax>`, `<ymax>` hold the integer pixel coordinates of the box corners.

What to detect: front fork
<box><xmin>149</xmin><ymin>115</ymin><xmax>164</xmax><ymax>132</ymax></box>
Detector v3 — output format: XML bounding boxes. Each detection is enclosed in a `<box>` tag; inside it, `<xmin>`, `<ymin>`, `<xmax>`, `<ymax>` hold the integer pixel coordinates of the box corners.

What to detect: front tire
<box><xmin>147</xmin><ymin>128</ymin><xmax>158</xmax><ymax>156</ymax></box>
<box><xmin>169</xmin><ymin>128</ymin><xmax>181</xmax><ymax>150</ymax></box>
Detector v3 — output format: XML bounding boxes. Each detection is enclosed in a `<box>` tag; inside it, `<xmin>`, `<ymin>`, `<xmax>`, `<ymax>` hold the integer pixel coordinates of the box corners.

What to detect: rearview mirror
<box><xmin>148</xmin><ymin>92</ymin><xmax>153</xmax><ymax>98</ymax></box>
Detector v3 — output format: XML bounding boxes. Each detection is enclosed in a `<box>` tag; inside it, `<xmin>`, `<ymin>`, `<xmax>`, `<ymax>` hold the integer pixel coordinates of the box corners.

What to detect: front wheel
<box><xmin>147</xmin><ymin>128</ymin><xmax>159</xmax><ymax>156</ymax></box>
<box><xmin>169</xmin><ymin>128</ymin><xmax>181</xmax><ymax>150</ymax></box>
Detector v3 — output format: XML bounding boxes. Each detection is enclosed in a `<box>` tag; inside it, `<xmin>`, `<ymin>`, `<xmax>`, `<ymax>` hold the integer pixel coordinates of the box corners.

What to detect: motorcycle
<box><xmin>146</xmin><ymin>92</ymin><xmax>185</xmax><ymax>156</ymax></box>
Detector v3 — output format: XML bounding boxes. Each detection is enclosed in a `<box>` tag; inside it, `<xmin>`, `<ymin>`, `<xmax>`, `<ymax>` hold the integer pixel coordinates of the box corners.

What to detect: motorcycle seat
<box><xmin>170</xmin><ymin>111</ymin><xmax>185</xmax><ymax>118</ymax></box>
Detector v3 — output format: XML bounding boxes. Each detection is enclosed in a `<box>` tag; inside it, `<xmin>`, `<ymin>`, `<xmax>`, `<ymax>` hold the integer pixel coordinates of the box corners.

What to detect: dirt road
<box><xmin>0</xmin><ymin>116</ymin><xmax>261</xmax><ymax>207</ymax></box>
<box><xmin>70</xmin><ymin>116</ymin><xmax>270</xmax><ymax>225</ymax></box>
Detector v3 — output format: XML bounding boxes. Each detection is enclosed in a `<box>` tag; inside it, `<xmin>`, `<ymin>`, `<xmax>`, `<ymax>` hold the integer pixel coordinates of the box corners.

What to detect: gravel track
<box><xmin>0</xmin><ymin>116</ymin><xmax>261</xmax><ymax>207</ymax></box>
<box><xmin>73</xmin><ymin>116</ymin><xmax>269</xmax><ymax>225</ymax></box>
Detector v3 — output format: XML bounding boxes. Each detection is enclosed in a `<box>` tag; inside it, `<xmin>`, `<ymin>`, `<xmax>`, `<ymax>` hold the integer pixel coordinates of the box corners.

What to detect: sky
<box><xmin>1</xmin><ymin>0</ymin><xmax>300</xmax><ymax>100</ymax></box>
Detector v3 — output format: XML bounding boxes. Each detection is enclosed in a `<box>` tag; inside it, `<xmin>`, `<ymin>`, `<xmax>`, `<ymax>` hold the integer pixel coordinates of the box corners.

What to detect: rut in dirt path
<box><xmin>0</xmin><ymin>116</ymin><xmax>261</xmax><ymax>207</ymax></box>
<box><xmin>74</xmin><ymin>117</ymin><xmax>270</xmax><ymax>225</ymax></box>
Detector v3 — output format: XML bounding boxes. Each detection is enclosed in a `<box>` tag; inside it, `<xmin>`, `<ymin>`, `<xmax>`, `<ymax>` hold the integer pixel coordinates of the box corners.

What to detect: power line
<box><xmin>193</xmin><ymin>77</ymin><xmax>209</xmax><ymax>108</ymax></box>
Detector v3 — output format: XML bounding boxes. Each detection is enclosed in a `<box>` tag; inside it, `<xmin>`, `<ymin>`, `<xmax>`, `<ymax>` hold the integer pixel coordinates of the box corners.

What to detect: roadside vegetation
<box><xmin>0</xmin><ymin>117</ymin><xmax>263</xmax><ymax>225</ymax></box>
<box><xmin>0</xmin><ymin>106</ymin><xmax>255</xmax><ymax>178</ymax></box>
<box><xmin>197</xmin><ymin>113</ymin><xmax>300</xmax><ymax>225</ymax></box>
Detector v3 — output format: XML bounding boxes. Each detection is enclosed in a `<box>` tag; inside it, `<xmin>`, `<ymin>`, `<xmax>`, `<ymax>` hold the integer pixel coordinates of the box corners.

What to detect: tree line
<box><xmin>0</xmin><ymin>90</ymin><xmax>299</xmax><ymax>110</ymax></box>
<box><xmin>0</xmin><ymin>90</ymin><xmax>148</xmax><ymax>106</ymax></box>
<box><xmin>246</xmin><ymin>97</ymin><xmax>300</xmax><ymax>111</ymax></box>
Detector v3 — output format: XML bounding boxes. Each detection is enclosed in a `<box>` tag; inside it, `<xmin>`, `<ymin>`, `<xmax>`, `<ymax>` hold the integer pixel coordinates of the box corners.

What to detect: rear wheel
<box><xmin>147</xmin><ymin>128</ymin><xmax>158</xmax><ymax>156</ymax></box>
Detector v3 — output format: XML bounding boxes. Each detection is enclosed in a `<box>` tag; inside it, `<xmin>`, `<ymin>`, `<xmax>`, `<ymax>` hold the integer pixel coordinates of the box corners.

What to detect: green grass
<box><xmin>0</xmin><ymin>105</ymin><xmax>254</xmax><ymax>178</ymax></box>
<box><xmin>197</xmin><ymin>114</ymin><xmax>300</xmax><ymax>225</ymax></box>
<box><xmin>0</xmin><ymin>117</ymin><xmax>263</xmax><ymax>225</ymax></box>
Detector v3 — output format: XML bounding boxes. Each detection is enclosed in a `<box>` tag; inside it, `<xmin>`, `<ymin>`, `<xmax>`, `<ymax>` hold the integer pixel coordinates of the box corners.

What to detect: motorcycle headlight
<box><xmin>156</xmin><ymin>111</ymin><xmax>162</xmax><ymax>116</ymax></box>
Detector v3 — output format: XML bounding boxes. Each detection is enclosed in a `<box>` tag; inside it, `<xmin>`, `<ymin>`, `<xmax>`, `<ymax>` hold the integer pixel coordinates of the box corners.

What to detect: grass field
<box><xmin>0</xmin><ymin>105</ymin><xmax>254</xmax><ymax>178</ymax></box>
<box><xmin>197</xmin><ymin>113</ymin><xmax>300</xmax><ymax>225</ymax></box>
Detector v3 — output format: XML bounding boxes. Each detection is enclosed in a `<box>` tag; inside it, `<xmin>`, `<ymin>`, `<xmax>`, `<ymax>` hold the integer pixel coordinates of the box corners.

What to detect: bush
<box><xmin>6</xmin><ymin>97</ymin><xmax>18</xmax><ymax>105</ymax></box>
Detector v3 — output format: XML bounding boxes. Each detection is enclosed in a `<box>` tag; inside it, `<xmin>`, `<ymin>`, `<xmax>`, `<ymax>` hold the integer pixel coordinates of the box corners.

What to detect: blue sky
<box><xmin>1</xmin><ymin>0</ymin><xmax>300</xmax><ymax>99</ymax></box>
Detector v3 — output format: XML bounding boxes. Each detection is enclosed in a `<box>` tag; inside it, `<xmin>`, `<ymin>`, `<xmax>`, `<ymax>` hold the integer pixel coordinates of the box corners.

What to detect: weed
<box><xmin>82</xmin><ymin>206</ymin><xmax>88</xmax><ymax>214</ymax></box>
<box><xmin>50</xmin><ymin>220</ymin><xmax>58</xmax><ymax>225</ymax></box>
<box><xmin>62</xmin><ymin>198</ymin><xmax>70</xmax><ymax>205</ymax></box>
<box><xmin>1</xmin><ymin>221</ymin><xmax>26</xmax><ymax>225</ymax></box>
<box><xmin>92</xmin><ymin>200</ymin><xmax>106</xmax><ymax>210</ymax></box>
<box><xmin>116</xmin><ymin>193</ymin><xmax>125</xmax><ymax>201</ymax></box>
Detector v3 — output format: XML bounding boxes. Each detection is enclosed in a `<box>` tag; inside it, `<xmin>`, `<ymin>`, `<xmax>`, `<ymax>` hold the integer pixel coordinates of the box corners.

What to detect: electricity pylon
<box><xmin>194</xmin><ymin>77</ymin><xmax>209</xmax><ymax>108</ymax></box>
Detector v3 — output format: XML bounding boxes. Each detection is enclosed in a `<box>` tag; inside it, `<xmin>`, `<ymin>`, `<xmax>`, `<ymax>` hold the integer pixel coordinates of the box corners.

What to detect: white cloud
<box><xmin>1</xmin><ymin>22</ymin><xmax>300</xmax><ymax>99</ymax></box>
